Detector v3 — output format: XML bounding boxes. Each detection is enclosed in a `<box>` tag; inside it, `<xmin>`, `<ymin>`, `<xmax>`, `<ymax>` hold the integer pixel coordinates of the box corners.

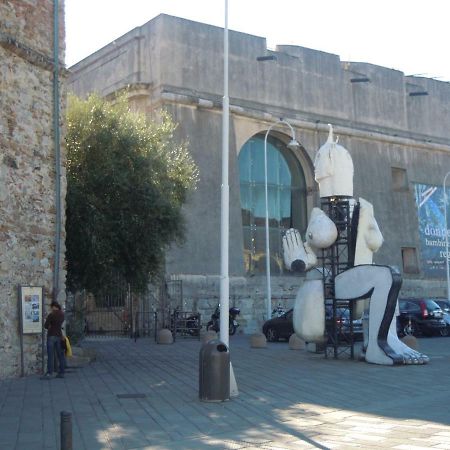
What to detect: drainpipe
<box><xmin>52</xmin><ymin>0</ymin><xmax>62</xmax><ymax>302</ymax></box>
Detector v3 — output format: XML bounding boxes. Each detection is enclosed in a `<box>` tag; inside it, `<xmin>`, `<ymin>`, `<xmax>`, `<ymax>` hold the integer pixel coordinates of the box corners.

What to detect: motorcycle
<box><xmin>206</xmin><ymin>305</ymin><xmax>240</xmax><ymax>335</ymax></box>
<box><xmin>272</xmin><ymin>304</ymin><xmax>286</xmax><ymax>318</ymax></box>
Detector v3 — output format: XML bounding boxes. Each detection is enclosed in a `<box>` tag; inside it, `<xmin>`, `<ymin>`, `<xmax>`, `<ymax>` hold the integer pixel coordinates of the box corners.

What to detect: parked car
<box><xmin>433</xmin><ymin>298</ymin><xmax>450</xmax><ymax>314</ymax></box>
<box><xmin>325</xmin><ymin>306</ymin><xmax>364</xmax><ymax>342</ymax></box>
<box><xmin>397</xmin><ymin>298</ymin><xmax>447</xmax><ymax>337</ymax></box>
<box><xmin>262</xmin><ymin>309</ymin><xmax>294</xmax><ymax>342</ymax></box>
<box><xmin>262</xmin><ymin>306</ymin><xmax>363</xmax><ymax>342</ymax></box>
<box><xmin>433</xmin><ymin>299</ymin><xmax>450</xmax><ymax>335</ymax></box>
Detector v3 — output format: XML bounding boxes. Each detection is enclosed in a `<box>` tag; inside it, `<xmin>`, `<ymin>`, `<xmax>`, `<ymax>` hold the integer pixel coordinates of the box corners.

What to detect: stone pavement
<box><xmin>1</xmin><ymin>334</ymin><xmax>450</xmax><ymax>450</ymax></box>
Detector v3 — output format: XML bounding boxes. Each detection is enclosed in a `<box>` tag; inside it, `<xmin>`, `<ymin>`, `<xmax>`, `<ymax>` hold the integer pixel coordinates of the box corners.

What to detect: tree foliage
<box><xmin>65</xmin><ymin>94</ymin><xmax>198</xmax><ymax>294</ymax></box>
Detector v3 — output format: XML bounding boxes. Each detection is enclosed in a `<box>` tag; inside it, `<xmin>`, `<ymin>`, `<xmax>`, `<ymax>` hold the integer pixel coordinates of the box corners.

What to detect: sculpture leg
<box><xmin>293</xmin><ymin>279</ymin><xmax>325</xmax><ymax>343</ymax></box>
<box><xmin>335</xmin><ymin>265</ymin><xmax>428</xmax><ymax>365</ymax></box>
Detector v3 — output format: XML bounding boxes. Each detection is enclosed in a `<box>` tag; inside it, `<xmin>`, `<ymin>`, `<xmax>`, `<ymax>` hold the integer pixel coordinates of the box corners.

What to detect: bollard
<box><xmin>199</xmin><ymin>340</ymin><xmax>230</xmax><ymax>401</ymax></box>
<box><xmin>60</xmin><ymin>411</ymin><xmax>73</xmax><ymax>450</ymax></box>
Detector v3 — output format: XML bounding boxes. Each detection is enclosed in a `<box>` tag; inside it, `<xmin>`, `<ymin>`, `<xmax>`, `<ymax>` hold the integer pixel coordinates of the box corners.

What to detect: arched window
<box><xmin>239</xmin><ymin>134</ymin><xmax>307</xmax><ymax>275</ymax></box>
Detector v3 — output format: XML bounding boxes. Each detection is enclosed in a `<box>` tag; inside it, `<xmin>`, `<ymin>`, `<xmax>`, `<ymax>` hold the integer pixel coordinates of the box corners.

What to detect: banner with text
<box><xmin>414</xmin><ymin>183</ymin><xmax>450</xmax><ymax>278</ymax></box>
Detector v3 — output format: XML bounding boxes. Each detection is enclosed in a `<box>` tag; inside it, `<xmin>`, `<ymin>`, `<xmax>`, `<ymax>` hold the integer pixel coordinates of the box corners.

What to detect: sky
<box><xmin>66</xmin><ymin>0</ymin><xmax>450</xmax><ymax>82</ymax></box>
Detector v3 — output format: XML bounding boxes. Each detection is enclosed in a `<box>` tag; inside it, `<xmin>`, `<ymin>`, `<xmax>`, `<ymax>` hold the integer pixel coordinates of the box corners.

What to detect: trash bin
<box><xmin>199</xmin><ymin>339</ymin><xmax>230</xmax><ymax>402</ymax></box>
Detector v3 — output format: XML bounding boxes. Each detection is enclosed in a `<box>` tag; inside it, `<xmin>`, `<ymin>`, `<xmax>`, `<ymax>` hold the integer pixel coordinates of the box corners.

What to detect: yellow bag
<box><xmin>65</xmin><ymin>336</ymin><xmax>72</xmax><ymax>357</ymax></box>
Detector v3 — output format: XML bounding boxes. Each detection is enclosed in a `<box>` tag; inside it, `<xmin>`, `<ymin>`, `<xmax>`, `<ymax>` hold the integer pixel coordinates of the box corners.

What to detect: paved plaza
<box><xmin>1</xmin><ymin>334</ymin><xmax>450</xmax><ymax>450</ymax></box>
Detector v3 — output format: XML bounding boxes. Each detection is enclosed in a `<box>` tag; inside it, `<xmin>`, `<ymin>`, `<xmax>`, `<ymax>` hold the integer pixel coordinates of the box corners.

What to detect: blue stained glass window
<box><xmin>239</xmin><ymin>135</ymin><xmax>307</xmax><ymax>275</ymax></box>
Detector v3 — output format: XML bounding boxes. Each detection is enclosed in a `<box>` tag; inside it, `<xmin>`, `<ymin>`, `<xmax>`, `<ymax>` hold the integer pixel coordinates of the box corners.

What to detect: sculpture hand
<box><xmin>283</xmin><ymin>229</ymin><xmax>310</xmax><ymax>272</ymax></box>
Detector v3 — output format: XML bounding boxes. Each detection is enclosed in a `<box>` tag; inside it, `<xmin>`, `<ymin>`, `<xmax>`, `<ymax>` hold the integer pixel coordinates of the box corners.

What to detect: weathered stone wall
<box><xmin>0</xmin><ymin>0</ymin><xmax>66</xmax><ymax>379</ymax></box>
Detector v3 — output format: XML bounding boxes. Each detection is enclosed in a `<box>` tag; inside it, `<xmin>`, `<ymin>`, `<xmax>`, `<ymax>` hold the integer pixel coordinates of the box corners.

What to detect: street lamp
<box><xmin>263</xmin><ymin>119</ymin><xmax>300</xmax><ymax>321</ymax></box>
<box><xmin>444</xmin><ymin>172</ymin><xmax>450</xmax><ymax>302</ymax></box>
<box><xmin>219</xmin><ymin>0</ymin><xmax>238</xmax><ymax>398</ymax></box>
<box><xmin>219</xmin><ymin>0</ymin><xmax>230</xmax><ymax>348</ymax></box>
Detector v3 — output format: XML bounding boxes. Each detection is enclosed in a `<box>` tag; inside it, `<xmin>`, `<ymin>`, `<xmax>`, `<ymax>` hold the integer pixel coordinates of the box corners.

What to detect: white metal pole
<box><xmin>444</xmin><ymin>172</ymin><xmax>450</xmax><ymax>302</ymax></box>
<box><xmin>220</xmin><ymin>2</ymin><xmax>238</xmax><ymax>398</ymax></box>
<box><xmin>263</xmin><ymin>119</ymin><xmax>298</xmax><ymax>321</ymax></box>
<box><xmin>264</xmin><ymin>127</ymin><xmax>273</xmax><ymax>322</ymax></box>
<box><xmin>219</xmin><ymin>0</ymin><xmax>230</xmax><ymax>347</ymax></box>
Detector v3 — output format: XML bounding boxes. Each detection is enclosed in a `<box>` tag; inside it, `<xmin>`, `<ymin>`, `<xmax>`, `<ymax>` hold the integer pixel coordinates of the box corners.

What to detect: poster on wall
<box><xmin>414</xmin><ymin>183</ymin><xmax>450</xmax><ymax>278</ymax></box>
<box><xmin>19</xmin><ymin>286</ymin><xmax>43</xmax><ymax>334</ymax></box>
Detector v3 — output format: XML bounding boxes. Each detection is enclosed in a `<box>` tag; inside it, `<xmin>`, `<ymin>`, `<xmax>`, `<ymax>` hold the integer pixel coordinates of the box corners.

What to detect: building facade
<box><xmin>69</xmin><ymin>14</ymin><xmax>450</xmax><ymax>332</ymax></box>
<box><xmin>0</xmin><ymin>0</ymin><xmax>66</xmax><ymax>378</ymax></box>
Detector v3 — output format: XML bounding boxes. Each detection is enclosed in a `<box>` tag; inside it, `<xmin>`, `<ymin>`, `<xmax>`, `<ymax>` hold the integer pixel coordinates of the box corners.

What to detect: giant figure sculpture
<box><xmin>283</xmin><ymin>125</ymin><xmax>429</xmax><ymax>365</ymax></box>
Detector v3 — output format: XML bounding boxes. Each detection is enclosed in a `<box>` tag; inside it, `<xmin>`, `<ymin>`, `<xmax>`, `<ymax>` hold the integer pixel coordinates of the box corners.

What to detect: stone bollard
<box><xmin>250</xmin><ymin>333</ymin><xmax>267</xmax><ymax>348</ymax></box>
<box><xmin>289</xmin><ymin>333</ymin><xmax>305</xmax><ymax>350</ymax></box>
<box><xmin>60</xmin><ymin>411</ymin><xmax>72</xmax><ymax>450</ymax></box>
<box><xmin>401</xmin><ymin>334</ymin><xmax>418</xmax><ymax>350</ymax></box>
<box><xmin>157</xmin><ymin>328</ymin><xmax>174</xmax><ymax>345</ymax></box>
<box><xmin>201</xmin><ymin>330</ymin><xmax>218</xmax><ymax>344</ymax></box>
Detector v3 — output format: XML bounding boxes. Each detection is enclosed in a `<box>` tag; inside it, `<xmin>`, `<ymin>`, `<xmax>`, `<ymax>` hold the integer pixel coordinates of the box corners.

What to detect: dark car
<box><xmin>262</xmin><ymin>309</ymin><xmax>294</xmax><ymax>342</ymax></box>
<box><xmin>433</xmin><ymin>299</ymin><xmax>450</xmax><ymax>335</ymax></box>
<box><xmin>397</xmin><ymin>298</ymin><xmax>447</xmax><ymax>337</ymax></box>
<box><xmin>325</xmin><ymin>306</ymin><xmax>364</xmax><ymax>342</ymax></box>
<box><xmin>262</xmin><ymin>306</ymin><xmax>363</xmax><ymax>342</ymax></box>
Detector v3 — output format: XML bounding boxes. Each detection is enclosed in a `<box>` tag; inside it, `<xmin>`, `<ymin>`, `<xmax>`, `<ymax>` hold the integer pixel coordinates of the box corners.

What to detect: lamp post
<box><xmin>263</xmin><ymin>119</ymin><xmax>300</xmax><ymax>321</ymax></box>
<box><xmin>219</xmin><ymin>0</ymin><xmax>238</xmax><ymax>398</ymax></box>
<box><xmin>219</xmin><ymin>0</ymin><xmax>230</xmax><ymax>347</ymax></box>
<box><xmin>444</xmin><ymin>172</ymin><xmax>450</xmax><ymax>302</ymax></box>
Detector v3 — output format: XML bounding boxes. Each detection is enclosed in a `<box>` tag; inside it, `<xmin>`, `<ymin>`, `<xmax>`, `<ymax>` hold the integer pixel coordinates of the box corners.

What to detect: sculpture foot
<box><xmin>364</xmin><ymin>343</ymin><xmax>395</xmax><ymax>365</ymax></box>
<box><xmin>387</xmin><ymin>331</ymin><xmax>429</xmax><ymax>365</ymax></box>
<box><xmin>365</xmin><ymin>332</ymin><xmax>429</xmax><ymax>365</ymax></box>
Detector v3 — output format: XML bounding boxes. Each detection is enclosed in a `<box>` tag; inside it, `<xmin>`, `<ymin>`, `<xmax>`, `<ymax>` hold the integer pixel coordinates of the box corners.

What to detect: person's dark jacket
<box><xmin>44</xmin><ymin>310</ymin><xmax>64</xmax><ymax>337</ymax></box>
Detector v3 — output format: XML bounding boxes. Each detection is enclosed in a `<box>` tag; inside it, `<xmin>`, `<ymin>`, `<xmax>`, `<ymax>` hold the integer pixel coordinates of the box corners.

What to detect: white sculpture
<box><xmin>283</xmin><ymin>125</ymin><xmax>429</xmax><ymax>365</ymax></box>
<box><xmin>314</xmin><ymin>125</ymin><xmax>354</xmax><ymax>198</ymax></box>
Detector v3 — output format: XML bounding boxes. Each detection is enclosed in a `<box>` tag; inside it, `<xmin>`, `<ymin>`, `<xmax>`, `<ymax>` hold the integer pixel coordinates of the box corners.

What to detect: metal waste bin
<box><xmin>199</xmin><ymin>339</ymin><xmax>230</xmax><ymax>402</ymax></box>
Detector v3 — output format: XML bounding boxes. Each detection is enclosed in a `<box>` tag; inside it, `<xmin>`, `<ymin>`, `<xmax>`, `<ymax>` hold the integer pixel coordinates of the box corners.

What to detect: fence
<box><xmin>65</xmin><ymin>280</ymin><xmax>184</xmax><ymax>342</ymax></box>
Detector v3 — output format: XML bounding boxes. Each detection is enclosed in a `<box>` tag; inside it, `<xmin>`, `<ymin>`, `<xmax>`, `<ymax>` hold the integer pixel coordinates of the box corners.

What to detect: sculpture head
<box><xmin>314</xmin><ymin>124</ymin><xmax>354</xmax><ymax>198</ymax></box>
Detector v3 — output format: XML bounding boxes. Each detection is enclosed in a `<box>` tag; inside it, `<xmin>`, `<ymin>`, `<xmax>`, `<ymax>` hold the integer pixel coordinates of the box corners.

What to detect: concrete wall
<box><xmin>70</xmin><ymin>14</ymin><xmax>450</xmax><ymax>142</ymax></box>
<box><xmin>0</xmin><ymin>0</ymin><xmax>66</xmax><ymax>378</ymax></box>
<box><xmin>68</xmin><ymin>14</ymin><xmax>450</xmax><ymax>320</ymax></box>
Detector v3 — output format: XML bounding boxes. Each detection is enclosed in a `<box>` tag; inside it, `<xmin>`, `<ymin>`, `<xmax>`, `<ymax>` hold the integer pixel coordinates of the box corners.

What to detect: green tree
<box><xmin>65</xmin><ymin>94</ymin><xmax>198</xmax><ymax>295</ymax></box>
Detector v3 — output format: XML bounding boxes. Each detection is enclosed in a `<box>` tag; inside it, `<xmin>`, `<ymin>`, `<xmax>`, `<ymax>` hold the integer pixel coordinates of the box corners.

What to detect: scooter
<box><xmin>206</xmin><ymin>305</ymin><xmax>240</xmax><ymax>335</ymax></box>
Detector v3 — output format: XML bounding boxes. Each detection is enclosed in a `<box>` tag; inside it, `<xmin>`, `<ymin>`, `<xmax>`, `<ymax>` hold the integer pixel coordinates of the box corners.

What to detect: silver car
<box><xmin>433</xmin><ymin>299</ymin><xmax>450</xmax><ymax>336</ymax></box>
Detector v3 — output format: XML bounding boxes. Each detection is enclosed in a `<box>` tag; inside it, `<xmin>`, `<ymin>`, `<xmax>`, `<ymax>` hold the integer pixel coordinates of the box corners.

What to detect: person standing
<box><xmin>42</xmin><ymin>300</ymin><xmax>65</xmax><ymax>379</ymax></box>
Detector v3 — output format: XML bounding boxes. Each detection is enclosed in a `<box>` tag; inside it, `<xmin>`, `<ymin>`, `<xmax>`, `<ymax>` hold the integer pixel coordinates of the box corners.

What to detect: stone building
<box><xmin>0</xmin><ymin>0</ymin><xmax>66</xmax><ymax>378</ymax></box>
<box><xmin>69</xmin><ymin>14</ymin><xmax>450</xmax><ymax>332</ymax></box>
